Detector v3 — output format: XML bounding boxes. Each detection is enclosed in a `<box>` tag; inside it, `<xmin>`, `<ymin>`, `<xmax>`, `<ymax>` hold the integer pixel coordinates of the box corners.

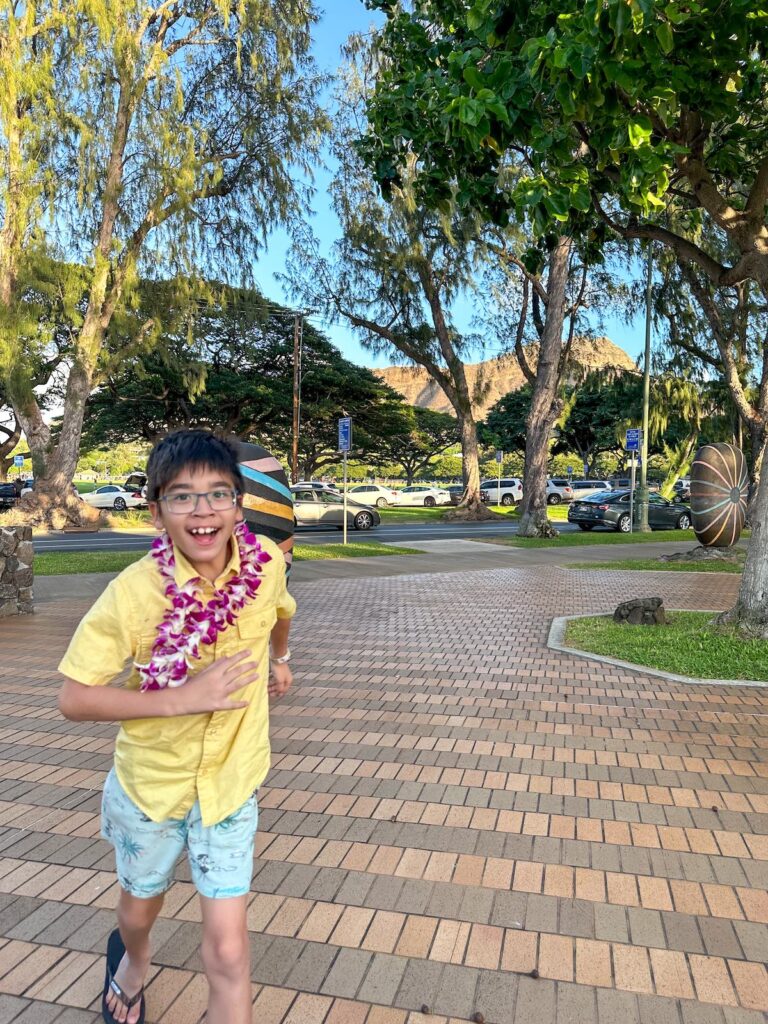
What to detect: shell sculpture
<box><xmin>690</xmin><ymin>443</ymin><xmax>749</xmax><ymax>547</ymax></box>
<box><xmin>233</xmin><ymin>439</ymin><xmax>295</xmax><ymax>572</ymax></box>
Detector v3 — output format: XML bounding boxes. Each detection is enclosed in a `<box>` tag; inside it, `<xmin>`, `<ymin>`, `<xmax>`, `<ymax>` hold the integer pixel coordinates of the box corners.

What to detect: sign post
<box><xmin>338</xmin><ymin>417</ymin><xmax>352</xmax><ymax>545</ymax></box>
<box><xmin>625</xmin><ymin>428</ymin><xmax>642</xmax><ymax>533</ymax></box>
<box><xmin>495</xmin><ymin>450</ymin><xmax>503</xmax><ymax>507</ymax></box>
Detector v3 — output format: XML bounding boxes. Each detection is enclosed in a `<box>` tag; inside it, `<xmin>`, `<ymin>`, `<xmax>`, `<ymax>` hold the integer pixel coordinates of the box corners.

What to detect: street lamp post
<box><xmin>637</xmin><ymin>241</ymin><xmax>654</xmax><ymax>532</ymax></box>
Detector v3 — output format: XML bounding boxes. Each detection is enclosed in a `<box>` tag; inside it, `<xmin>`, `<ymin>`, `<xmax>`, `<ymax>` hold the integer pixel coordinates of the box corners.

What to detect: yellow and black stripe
<box><xmin>234</xmin><ymin>440</ymin><xmax>294</xmax><ymax>572</ymax></box>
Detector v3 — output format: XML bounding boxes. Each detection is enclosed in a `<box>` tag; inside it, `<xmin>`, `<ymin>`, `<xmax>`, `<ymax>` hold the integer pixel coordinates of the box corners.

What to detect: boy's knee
<box><xmin>201</xmin><ymin>931</ymin><xmax>249</xmax><ymax>978</ymax></box>
<box><xmin>118</xmin><ymin>891</ymin><xmax>164</xmax><ymax>932</ymax></box>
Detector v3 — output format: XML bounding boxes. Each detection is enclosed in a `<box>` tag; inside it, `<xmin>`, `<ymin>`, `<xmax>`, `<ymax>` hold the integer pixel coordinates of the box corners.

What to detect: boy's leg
<box><xmin>199</xmin><ymin>893</ymin><xmax>252</xmax><ymax>1023</ymax></box>
<box><xmin>105</xmin><ymin>889</ymin><xmax>164</xmax><ymax>1024</ymax></box>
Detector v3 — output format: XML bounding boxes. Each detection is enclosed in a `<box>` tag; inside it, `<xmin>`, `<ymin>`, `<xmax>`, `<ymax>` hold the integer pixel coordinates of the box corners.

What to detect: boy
<box><xmin>58</xmin><ymin>430</ymin><xmax>296</xmax><ymax>1024</ymax></box>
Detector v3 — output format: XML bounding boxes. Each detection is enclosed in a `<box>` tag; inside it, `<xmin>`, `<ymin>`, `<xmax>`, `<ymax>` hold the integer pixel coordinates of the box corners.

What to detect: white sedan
<box><xmin>82</xmin><ymin>484</ymin><xmax>146</xmax><ymax>511</ymax></box>
<box><xmin>396</xmin><ymin>485</ymin><xmax>451</xmax><ymax>507</ymax></box>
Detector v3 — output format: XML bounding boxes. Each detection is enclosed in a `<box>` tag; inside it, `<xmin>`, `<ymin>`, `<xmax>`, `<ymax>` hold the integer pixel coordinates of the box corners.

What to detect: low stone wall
<box><xmin>0</xmin><ymin>526</ymin><xmax>34</xmax><ymax>617</ymax></box>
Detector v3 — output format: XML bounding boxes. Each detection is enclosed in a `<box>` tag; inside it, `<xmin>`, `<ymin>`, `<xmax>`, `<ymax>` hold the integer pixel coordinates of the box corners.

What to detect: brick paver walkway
<box><xmin>0</xmin><ymin>564</ymin><xmax>766</xmax><ymax>1024</ymax></box>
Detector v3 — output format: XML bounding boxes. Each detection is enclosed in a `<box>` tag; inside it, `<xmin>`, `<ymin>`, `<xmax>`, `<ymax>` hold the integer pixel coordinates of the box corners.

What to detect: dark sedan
<box><xmin>567</xmin><ymin>490</ymin><xmax>693</xmax><ymax>533</ymax></box>
<box><xmin>447</xmin><ymin>485</ymin><xmax>490</xmax><ymax>505</ymax></box>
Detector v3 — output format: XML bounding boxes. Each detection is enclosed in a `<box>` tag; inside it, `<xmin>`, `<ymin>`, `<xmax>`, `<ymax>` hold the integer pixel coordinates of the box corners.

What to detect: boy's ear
<box><xmin>149</xmin><ymin>500</ymin><xmax>164</xmax><ymax>531</ymax></box>
<box><xmin>235</xmin><ymin>493</ymin><xmax>244</xmax><ymax>523</ymax></box>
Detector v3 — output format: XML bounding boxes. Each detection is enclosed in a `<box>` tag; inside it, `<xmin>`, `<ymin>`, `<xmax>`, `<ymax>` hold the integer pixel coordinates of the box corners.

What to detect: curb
<box><xmin>548</xmin><ymin>612</ymin><xmax>768</xmax><ymax>689</ymax></box>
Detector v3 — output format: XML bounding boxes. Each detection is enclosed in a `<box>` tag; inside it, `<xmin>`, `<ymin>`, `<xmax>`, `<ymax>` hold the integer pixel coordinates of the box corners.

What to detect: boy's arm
<box><xmin>59</xmin><ymin>651</ymin><xmax>261</xmax><ymax>722</ymax></box>
<box><xmin>268</xmin><ymin>615</ymin><xmax>293</xmax><ymax>698</ymax></box>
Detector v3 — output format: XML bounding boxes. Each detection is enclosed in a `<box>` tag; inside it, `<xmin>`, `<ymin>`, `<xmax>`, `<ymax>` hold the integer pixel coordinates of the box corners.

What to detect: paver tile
<box><xmin>3</xmin><ymin>559</ymin><xmax>765</xmax><ymax>1024</ymax></box>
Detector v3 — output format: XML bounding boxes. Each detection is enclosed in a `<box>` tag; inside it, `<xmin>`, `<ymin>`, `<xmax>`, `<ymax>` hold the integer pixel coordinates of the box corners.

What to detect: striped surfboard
<box><xmin>234</xmin><ymin>440</ymin><xmax>294</xmax><ymax>572</ymax></box>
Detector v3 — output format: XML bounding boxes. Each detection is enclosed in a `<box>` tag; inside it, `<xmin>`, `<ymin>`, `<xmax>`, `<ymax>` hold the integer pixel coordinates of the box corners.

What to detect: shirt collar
<box><xmin>172</xmin><ymin>534</ymin><xmax>241</xmax><ymax>589</ymax></box>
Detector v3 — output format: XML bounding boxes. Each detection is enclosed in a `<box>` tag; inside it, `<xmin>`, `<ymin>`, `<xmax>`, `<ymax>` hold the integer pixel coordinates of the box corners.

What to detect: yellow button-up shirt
<box><xmin>58</xmin><ymin>535</ymin><xmax>296</xmax><ymax>826</ymax></box>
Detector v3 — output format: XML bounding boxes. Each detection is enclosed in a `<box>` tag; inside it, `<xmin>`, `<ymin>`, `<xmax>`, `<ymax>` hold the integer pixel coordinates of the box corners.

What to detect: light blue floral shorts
<box><xmin>101</xmin><ymin>768</ymin><xmax>259</xmax><ymax>900</ymax></box>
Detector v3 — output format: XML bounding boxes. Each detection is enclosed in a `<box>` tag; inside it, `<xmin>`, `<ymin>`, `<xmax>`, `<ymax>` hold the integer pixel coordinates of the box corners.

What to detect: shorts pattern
<box><xmin>101</xmin><ymin>768</ymin><xmax>258</xmax><ymax>899</ymax></box>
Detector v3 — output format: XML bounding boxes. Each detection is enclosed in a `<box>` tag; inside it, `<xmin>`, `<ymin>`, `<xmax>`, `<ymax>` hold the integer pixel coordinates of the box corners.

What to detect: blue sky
<box><xmin>254</xmin><ymin>0</ymin><xmax>647</xmax><ymax>370</ymax></box>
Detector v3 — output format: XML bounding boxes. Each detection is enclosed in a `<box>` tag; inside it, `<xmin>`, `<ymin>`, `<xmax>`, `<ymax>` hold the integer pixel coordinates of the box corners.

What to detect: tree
<box><xmin>362</xmin><ymin>0</ymin><xmax>768</xmax><ymax>625</ymax></box>
<box><xmin>83</xmin><ymin>286</ymin><xmax>414</xmax><ymax>479</ymax></box>
<box><xmin>374</xmin><ymin>407</ymin><xmax>460</xmax><ymax>484</ymax></box>
<box><xmin>653</xmin><ymin>248</ymin><xmax>768</xmax><ymax>496</ymax></box>
<box><xmin>1</xmin><ymin>1</ymin><xmax>325</xmax><ymax>526</ymax></box>
<box><xmin>285</xmin><ymin>41</ymin><xmax>516</xmax><ymax>516</ymax></box>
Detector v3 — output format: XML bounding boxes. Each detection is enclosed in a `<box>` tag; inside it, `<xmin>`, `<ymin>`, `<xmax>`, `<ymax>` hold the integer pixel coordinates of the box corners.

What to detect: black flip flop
<box><xmin>102</xmin><ymin>928</ymin><xmax>146</xmax><ymax>1024</ymax></box>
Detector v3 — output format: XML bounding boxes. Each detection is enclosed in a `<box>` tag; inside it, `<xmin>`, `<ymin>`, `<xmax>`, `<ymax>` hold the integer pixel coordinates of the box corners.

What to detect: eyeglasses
<box><xmin>159</xmin><ymin>489</ymin><xmax>239</xmax><ymax>515</ymax></box>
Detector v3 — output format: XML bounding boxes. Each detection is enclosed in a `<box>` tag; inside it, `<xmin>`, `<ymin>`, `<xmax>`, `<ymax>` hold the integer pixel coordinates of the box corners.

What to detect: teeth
<box><xmin>190</xmin><ymin>527</ymin><xmax>217</xmax><ymax>535</ymax></box>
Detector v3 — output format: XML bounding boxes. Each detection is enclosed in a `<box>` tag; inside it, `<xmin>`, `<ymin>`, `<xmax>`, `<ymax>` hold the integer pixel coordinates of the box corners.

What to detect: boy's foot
<box><xmin>104</xmin><ymin>947</ymin><xmax>149</xmax><ymax>1024</ymax></box>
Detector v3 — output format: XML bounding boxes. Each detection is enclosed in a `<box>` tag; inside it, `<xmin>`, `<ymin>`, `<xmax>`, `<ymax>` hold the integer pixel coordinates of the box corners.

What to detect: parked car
<box><xmin>567</xmin><ymin>490</ymin><xmax>693</xmax><ymax>533</ymax></box>
<box><xmin>480</xmin><ymin>477</ymin><xmax>524</xmax><ymax>506</ymax></box>
<box><xmin>290</xmin><ymin>485</ymin><xmax>380</xmax><ymax>531</ymax></box>
<box><xmin>673</xmin><ymin>479</ymin><xmax>692</xmax><ymax>502</ymax></box>
<box><xmin>294</xmin><ymin>480</ymin><xmax>340</xmax><ymax>494</ymax></box>
<box><xmin>82</xmin><ymin>484</ymin><xmax>146</xmax><ymax>511</ymax></box>
<box><xmin>547</xmin><ymin>478</ymin><xmax>574</xmax><ymax>504</ymax></box>
<box><xmin>447</xmin><ymin>484</ymin><xmax>490</xmax><ymax>505</ymax></box>
<box><xmin>0</xmin><ymin>483</ymin><xmax>17</xmax><ymax>510</ymax></box>
<box><xmin>569</xmin><ymin>479</ymin><xmax>612</xmax><ymax>499</ymax></box>
<box><xmin>397</xmin><ymin>485</ymin><xmax>451</xmax><ymax>507</ymax></box>
<box><xmin>347</xmin><ymin>483</ymin><xmax>402</xmax><ymax>508</ymax></box>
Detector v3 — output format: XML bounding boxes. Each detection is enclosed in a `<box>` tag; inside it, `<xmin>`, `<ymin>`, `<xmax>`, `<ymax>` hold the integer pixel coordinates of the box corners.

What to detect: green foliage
<box><xmin>1</xmin><ymin>1</ymin><xmax>327</xmax><ymax>507</ymax></box>
<box><xmin>363</xmin><ymin>0</ymin><xmax>768</xmax><ymax>289</ymax></box>
<box><xmin>82</xmin><ymin>283</ymin><xmax>417</xmax><ymax>479</ymax></box>
<box><xmin>372</xmin><ymin>406</ymin><xmax>460</xmax><ymax>483</ymax></box>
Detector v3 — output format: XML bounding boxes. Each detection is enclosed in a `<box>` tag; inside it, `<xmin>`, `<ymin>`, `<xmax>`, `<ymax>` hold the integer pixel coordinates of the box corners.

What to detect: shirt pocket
<box><xmin>237</xmin><ymin>610</ymin><xmax>274</xmax><ymax>642</ymax></box>
<box><xmin>135</xmin><ymin>632</ymin><xmax>158</xmax><ymax>665</ymax></box>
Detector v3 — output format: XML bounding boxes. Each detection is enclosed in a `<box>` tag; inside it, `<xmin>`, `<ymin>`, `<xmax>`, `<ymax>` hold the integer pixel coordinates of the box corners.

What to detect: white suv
<box><xmin>547</xmin><ymin>478</ymin><xmax>575</xmax><ymax>504</ymax></box>
<box><xmin>570</xmin><ymin>479</ymin><xmax>612</xmax><ymax>500</ymax></box>
<box><xmin>480</xmin><ymin>477</ymin><xmax>523</xmax><ymax>506</ymax></box>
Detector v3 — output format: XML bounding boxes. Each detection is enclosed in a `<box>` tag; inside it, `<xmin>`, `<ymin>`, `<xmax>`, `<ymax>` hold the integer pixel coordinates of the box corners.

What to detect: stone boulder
<box><xmin>613</xmin><ymin>597</ymin><xmax>666</xmax><ymax>626</ymax></box>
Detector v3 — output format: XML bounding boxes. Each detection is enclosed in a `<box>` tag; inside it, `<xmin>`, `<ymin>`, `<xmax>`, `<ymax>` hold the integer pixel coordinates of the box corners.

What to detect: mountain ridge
<box><xmin>374</xmin><ymin>336</ymin><xmax>636</xmax><ymax>418</ymax></box>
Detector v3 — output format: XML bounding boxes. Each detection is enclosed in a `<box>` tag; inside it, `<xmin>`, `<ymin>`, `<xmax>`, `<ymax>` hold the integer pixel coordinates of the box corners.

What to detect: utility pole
<box><xmin>637</xmin><ymin>240</ymin><xmax>653</xmax><ymax>531</ymax></box>
<box><xmin>291</xmin><ymin>312</ymin><xmax>302</xmax><ymax>484</ymax></box>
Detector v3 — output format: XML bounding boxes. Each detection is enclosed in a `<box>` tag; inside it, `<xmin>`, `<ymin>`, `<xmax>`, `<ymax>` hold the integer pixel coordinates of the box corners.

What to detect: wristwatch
<box><xmin>270</xmin><ymin>648</ymin><xmax>291</xmax><ymax>664</ymax></box>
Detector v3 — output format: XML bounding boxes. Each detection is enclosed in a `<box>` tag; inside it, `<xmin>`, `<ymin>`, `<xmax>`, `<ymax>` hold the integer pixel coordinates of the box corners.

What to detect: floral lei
<box><xmin>136</xmin><ymin>521</ymin><xmax>272</xmax><ymax>691</ymax></box>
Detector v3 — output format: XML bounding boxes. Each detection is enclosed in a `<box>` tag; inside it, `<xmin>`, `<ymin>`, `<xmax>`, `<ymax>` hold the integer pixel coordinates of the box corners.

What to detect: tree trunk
<box><xmin>13</xmin><ymin>362</ymin><xmax>101</xmax><ymax>528</ymax></box>
<box><xmin>725</xmin><ymin>457</ymin><xmax>768</xmax><ymax>631</ymax></box>
<box><xmin>518</xmin><ymin>236</ymin><xmax>572</xmax><ymax>538</ymax></box>
<box><xmin>459</xmin><ymin>413</ymin><xmax>484</xmax><ymax>512</ymax></box>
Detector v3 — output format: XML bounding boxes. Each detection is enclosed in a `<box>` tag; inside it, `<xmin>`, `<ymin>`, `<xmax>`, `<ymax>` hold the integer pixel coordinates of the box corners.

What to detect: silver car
<box><xmin>290</xmin><ymin>486</ymin><xmax>380</xmax><ymax>531</ymax></box>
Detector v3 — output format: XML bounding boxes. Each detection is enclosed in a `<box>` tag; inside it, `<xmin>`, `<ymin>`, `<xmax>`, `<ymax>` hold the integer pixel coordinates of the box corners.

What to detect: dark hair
<box><xmin>146</xmin><ymin>429</ymin><xmax>244</xmax><ymax>501</ymax></box>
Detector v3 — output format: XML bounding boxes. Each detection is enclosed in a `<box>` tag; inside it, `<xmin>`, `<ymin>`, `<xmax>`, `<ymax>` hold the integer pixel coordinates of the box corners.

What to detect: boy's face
<box><xmin>150</xmin><ymin>466</ymin><xmax>242</xmax><ymax>581</ymax></box>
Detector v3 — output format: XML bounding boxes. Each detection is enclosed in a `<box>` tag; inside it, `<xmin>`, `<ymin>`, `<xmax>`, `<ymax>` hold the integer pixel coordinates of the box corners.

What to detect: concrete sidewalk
<box><xmin>0</xmin><ymin>559</ymin><xmax>766</xmax><ymax>1024</ymax></box>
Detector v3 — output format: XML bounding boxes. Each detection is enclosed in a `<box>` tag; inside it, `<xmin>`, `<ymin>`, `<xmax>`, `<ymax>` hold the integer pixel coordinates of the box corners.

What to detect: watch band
<box><xmin>270</xmin><ymin>649</ymin><xmax>291</xmax><ymax>664</ymax></box>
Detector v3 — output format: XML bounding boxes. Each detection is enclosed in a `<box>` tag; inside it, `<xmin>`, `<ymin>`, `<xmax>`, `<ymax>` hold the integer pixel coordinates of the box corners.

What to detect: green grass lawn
<box><xmin>483</xmin><ymin>528</ymin><xmax>715</xmax><ymax>549</ymax></box>
<box><xmin>566</xmin><ymin>557</ymin><xmax>744</xmax><ymax>573</ymax></box>
<box><xmin>34</xmin><ymin>541</ymin><xmax>419</xmax><ymax>575</ymax></box>
<box><xmin>565</xmin><ymin>612</ymin><xmax>768</xmax><ymax>681</ymax></box>
<box><xmin>378</xmin><ymin>502</ymin><xmax>568</xmax><ymax>523</ymax></box>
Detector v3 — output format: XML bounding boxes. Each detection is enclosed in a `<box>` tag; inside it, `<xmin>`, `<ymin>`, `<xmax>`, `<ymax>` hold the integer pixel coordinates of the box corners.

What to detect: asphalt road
<box><xmin>32</xmin><ymin>518</ymin><xmax>581</xmax><ymax>552</ymax></box>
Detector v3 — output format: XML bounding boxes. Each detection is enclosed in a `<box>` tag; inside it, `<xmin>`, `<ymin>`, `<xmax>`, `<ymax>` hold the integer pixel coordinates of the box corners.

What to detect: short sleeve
<box><xmin>274</xmin><ymin>553</ymin><xmax>297</xmax><ymax>621</ymax></box>
<box><xmin>58</xmin><ymin>577</ymin><xmax>136</xmax><ymax>685</ymax></box>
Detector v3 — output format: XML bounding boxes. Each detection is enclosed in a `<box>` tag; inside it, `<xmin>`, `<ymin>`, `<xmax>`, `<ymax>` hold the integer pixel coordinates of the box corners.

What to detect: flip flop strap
<box><xmin>109</xmin><ymin>972</ymin><xmax>144</xmax><ymax>1010</ymax></box>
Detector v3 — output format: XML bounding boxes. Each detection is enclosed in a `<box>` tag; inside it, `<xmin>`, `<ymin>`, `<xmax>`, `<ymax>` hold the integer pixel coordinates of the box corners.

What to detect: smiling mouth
<box><xmin>187</xmin><ymin>526</ymin><xmax>220</xmax><ymax>545</ymax></box>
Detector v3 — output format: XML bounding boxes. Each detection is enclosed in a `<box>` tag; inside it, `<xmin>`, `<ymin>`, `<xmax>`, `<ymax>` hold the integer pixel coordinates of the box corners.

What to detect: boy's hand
<box><xmin>170</xmin><ymin>651</ymin><xmax>258</xmax><ymax>715</ymax></box>
<box><xmin>268</xmin><ymin>662</ymin><xmax>292</xmax><ymax>700</ymax></box>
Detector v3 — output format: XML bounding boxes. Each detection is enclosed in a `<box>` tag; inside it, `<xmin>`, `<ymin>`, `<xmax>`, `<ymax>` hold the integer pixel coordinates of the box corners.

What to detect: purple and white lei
<box><xmin>136</xmin><ymin>521</ymin><xmax>272</xmax><ymax>691</ymax></box>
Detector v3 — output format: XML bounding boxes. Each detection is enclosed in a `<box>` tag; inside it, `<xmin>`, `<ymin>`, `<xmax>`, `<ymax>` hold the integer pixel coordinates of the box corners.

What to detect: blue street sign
<box><xmin>625</xmin><ymin>428</ymin><xmax>641</xmax><ymax>452</ymax></box>
<box><xmin>495</xmin><ymin>450</ymin><xmax>503</xmax><ymax>464</ymax></box>
<box><xmin>338</xmin><ymin>417</ymin><xmax>352</xmax><ymax>453</ymax></box>
<box><xmin>567</xmin><ymin>466</ymin><xmax>573</xmax><ymax>476</ymax></box>
<box><xmin>13</xmin><ymin>455</ymin><xmax>23</xmax><ymax>467</ymax></box>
